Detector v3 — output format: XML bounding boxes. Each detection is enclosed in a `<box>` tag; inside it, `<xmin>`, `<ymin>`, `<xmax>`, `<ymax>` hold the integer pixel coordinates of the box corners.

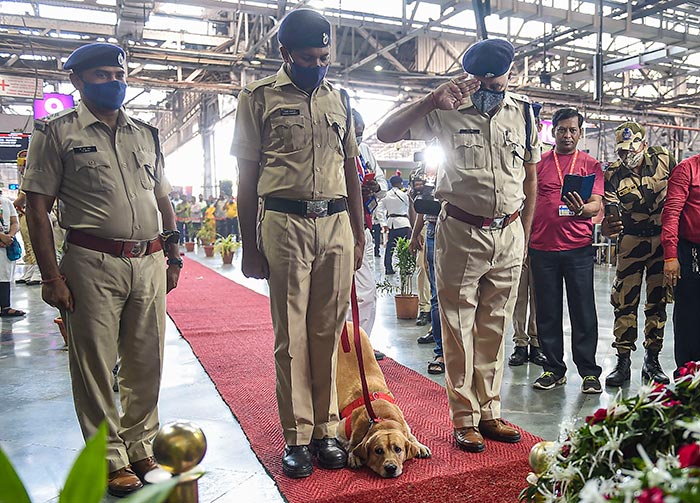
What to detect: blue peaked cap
<box><xmin>64</xmin><ymin>43</ymin><xmax>125</xmax><ymax>72</ymax></box>
<box><xmin>461</xmin><ymin>39</ymin><xmax>514</xmax><ymax>78</ymax></box>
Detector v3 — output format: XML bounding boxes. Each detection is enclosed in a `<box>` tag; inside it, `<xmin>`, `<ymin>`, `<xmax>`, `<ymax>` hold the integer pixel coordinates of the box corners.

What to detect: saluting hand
<box><xmin>242</xmin><ymin>248</ymin><xmax>270</xmax><ymax>280</ymax></box>
<box><xmin>430</xmin><ymin>75</ymin><xmax>481</xmax><ymax>111</ymax></box>
<box><xmin>43</xmin><ymin>281</ymin><xmax>74</xmax><ymax>313</ymax></box>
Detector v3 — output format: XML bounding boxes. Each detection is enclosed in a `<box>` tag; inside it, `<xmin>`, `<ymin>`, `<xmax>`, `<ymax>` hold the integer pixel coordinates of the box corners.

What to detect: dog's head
<box><xmin>351</xmin><ymin>422</ymin><xmax>420</xmax><ymax>478</ymax></box>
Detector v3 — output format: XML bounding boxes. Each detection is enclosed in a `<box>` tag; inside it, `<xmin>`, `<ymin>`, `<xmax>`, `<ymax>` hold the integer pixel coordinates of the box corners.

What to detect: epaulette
<box><xmin>33</xmin><ymin>107</ymin><xmax>75</xmax><ymax>132</ymax></box>
<box><xmin>507</xmin><ymin>91</ymin><xmax>531</xmax><ymax>104</ymax></box>
<box><xmin>131</xmin><ymin>116</ymin><xmax>158</xmax><ymax>134</ymax></box>
<box><xmin>647</xmin><ymin>146</ymin><xmax>669</xmax><ymax>158</ymax></box>
<box><xmin>241</xmin><ymin>74</ymin><xmax>277</xmax><ymax>95</ymax></box>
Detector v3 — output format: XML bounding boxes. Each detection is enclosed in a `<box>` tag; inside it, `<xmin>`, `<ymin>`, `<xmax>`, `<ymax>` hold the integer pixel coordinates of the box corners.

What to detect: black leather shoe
<box><xmin>417</xmin><ymin>331</ymin><xmax>434</xmax><ymax>344</ymax></box>
<box><xmin>282</xmin><ymin>445</ymin><xmax>313</xmax><ymax>478</ymax></box>
<box><xmin>508</xmin><ymin>346</ymin><xmax>528</xmax><ymax>366</ymax></box>
<box><xmin>642</xmin><ymin>349</ymin><xmax>670</xmax><ymax>384</ymax></box>
<box><xmin>529</xmin><ymin>346</ymin><xmax>548</xmax><ymax>366</ymax></box>
<box><xmin>310</xmin><ymin>438</ymin><xmax>347</xmax><ymax>470</ymax></box>
<box><xmin>416</xmin><ymin>311</ymin><xmax>431</xmax><ymax>326</ymax></box>
<box><xmin>605</xmin><ymin>352</ymin><xmax>631</xmax><ymax>387</ymax></box>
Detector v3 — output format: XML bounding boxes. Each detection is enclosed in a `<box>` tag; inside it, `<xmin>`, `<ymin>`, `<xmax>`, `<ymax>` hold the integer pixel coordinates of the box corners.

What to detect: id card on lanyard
<box><xmin>554</xmin><ymin>150</ymin><xmax>579</xmax><ymax>217</ymax></box>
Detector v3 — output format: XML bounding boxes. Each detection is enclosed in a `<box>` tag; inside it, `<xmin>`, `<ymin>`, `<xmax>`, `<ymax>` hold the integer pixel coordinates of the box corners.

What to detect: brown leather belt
<box><xmin>67</xmin><ymin>229</ymin><xmax>163</xmax><ymax>258</ymax></box>
<box><xmin>445</xmin><ymin>203</ymin><xmax>520</xmax><ymax>230</ymax></box>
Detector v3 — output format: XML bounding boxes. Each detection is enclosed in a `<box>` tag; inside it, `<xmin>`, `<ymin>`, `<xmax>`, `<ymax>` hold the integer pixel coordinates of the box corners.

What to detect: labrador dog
<box><xmin>335</xmin><ymin>322</ymin><xmax>431</xmax><ymax>478</ymax></box>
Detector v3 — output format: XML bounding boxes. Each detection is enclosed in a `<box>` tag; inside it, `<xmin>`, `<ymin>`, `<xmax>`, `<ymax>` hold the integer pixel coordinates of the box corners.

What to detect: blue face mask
<box><xmin>471</xmin><ymin>88</ymin><xmax>505</xmax><ymax>114</ymax></box>
<box><xmin>289</xmin><ymin>59</ymin><xmax>328</xmax><ymax>91</ymax></box>
<box><xmin>81</xmin><ymin>79</ymin><xmax>127</xmax><ymax>111</ymax></box>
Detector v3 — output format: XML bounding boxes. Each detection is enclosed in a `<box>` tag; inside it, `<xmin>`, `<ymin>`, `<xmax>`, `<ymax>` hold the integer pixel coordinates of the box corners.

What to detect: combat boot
<box><xmin>641</xmin><ymin>349</ymin><xmax>670</xmax><ymax>384</ymax></box>
<box><xmin>605</xmin><ymin>352</ymin><xmax>631</xmax><ymax>387</ymax></box>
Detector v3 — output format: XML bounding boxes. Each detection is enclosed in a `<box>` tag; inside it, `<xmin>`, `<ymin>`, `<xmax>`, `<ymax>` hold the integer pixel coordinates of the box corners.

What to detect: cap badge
<box><xmin>322</xmin><ymin>32</ymin><xmax>329</xmax><ymax>45</ymax></box>
<box><xmin>484</xmin><ymin>72</ymin><xmax>495</xmax><ymax>78</ymax></box>
<box><xmin>117</xmin><ymin>53</ymin><xmax>125</xmax><ymax>66</ymax></box>
<box><xmin>622</xmin><ymin>128</ymin><xmax>632</xmax><ymax>141</ymax></box>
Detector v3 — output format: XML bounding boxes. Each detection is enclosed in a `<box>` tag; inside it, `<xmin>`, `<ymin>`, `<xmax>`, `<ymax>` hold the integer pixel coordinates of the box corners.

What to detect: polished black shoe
<box><xmin>310</xmin><ymin>438</ymin><xmax>347</xmax><ymax>470</ymax></box>
<box><xmin>529</xmin><ymin>346</ymin><xmax>548</xmax><ymax>366</ymax></box>
<box><xmin>282</xmin><ymin>445</ymin><xmax>313</xmax><ymax>478</ymax></box>
<box><xmin>605</xmin><ymin>352</ymin><xmax>631</xmax><ymax>387</ymax></box>
<box><xmin>416</xmin><ymin>311</ymin><xmax>431</xmax><ymax>326</ymax></box>
<box><xmin>508</xmin><ymin>346</ymin><xmax>528</xmax><ymax>366</ymax></box>
<box><xmin>642</xmin><ymin>349</ymin><xmax>670</xmax><ymax>384</ymax></box>
<box><xmin>417</xmin><ymin>330</ymin><xmax>434</xmax><ymax>345</ymax></box>
<box><xmin>373</xmin><ymin>349</ymin><xmax>385</xmax><ymax>361</ymax></box>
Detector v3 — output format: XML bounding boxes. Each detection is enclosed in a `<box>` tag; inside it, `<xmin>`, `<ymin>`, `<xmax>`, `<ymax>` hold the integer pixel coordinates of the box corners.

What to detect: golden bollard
<box><xmin>153</xmin><ymin>421</ymin><xmax>207</xmax><ymax>503</ymax></box>
<box><xmin>528</xmin><ymin>440</ymin><xmax>555</xmax><ymax>474</ymax></box>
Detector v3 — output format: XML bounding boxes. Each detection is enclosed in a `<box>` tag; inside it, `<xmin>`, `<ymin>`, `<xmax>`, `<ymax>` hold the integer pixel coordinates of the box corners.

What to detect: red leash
<box><xmin>340</xmin><ymin>278</ymin><xmax>380</xmax><ymax>424</ymax></box>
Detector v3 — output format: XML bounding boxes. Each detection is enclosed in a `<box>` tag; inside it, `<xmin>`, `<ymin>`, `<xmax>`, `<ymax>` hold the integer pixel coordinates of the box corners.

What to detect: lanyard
<box><xmin>553</xmin><ymin>150</ymin><xmax>579</xmax><ymax>186</ymax></box>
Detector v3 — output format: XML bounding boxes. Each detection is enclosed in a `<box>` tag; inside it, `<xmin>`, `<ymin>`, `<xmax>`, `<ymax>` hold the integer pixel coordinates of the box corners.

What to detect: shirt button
<box><xmin>122</xmin><ymin>162</ymin><xmax>127</xmax><ymax>167</ymax></box>
<box><xmin>317</xmin><ymin>144</ymin><xmax>321</xmax><ymax>148</ymax></box>
<box><xmin>313</xmin><ymin>120</ymin><xmax>318</xmax><ymax>125</ymax></box>
<box><xmin>135</xmin><ymin>225</ymin><xmax>141</xmax><ymax>230</ymax></box>
<box><xmin>88</xmin><ymin>160</ymin><xmax>95</xmax><ymax>166</ymax></box>
<box><xmin>131</xmin><ymin>193</ymin><xmax>136</xmax><ymax>199</ymax></box>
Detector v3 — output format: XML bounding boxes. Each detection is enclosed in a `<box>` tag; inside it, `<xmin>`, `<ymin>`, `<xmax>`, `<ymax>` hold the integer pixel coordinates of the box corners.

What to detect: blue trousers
<box><xmin>426</xmin><ymin>222</ymin><xmax>443</xmax><ymax>356</ymax></box>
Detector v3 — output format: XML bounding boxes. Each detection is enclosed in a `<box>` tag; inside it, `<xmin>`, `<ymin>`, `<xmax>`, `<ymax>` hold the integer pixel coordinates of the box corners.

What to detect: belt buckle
<box><xmin>487</xmin><ymin>217</ymin><xmax>505</xmax><ymax>230</ymax></box>
<box><xmin>124</xmin><ymin>241</ymin><xmax>146</xmax><ymax>258</ymax></box>
<box><xmin>306</xmin><ymin>200</ymin><xmax>329</xmax><ymax>218</ymax></box>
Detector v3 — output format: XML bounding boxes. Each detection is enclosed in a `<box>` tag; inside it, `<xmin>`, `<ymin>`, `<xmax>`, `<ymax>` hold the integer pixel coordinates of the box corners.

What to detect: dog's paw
<box><xmin>348</xmin><ymin>453</ymin><xmax>364</xmax><ymax>469</ymax></box>
<box><xmin>415</xmin><ymin>442</ymin><xmax>432</xmax><ymax>458</ymax></box>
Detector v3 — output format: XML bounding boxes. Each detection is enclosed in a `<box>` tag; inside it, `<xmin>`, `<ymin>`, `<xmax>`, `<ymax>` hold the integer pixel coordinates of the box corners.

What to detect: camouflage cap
<box><xmin>615</xmin><ymin>122</ymin><xmax>645</xmax><ymax>150</ymax></box>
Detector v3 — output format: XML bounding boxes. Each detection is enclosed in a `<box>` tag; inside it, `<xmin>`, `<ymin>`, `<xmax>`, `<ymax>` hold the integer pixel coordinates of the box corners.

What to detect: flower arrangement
<box><xmin>521</xmin><ymin>361</ymin><xmax>700</xmax><ymax>503</ymax></box>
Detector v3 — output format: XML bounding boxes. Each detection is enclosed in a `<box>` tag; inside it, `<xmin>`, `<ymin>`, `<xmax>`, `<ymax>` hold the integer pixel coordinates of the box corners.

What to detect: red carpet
<box><xmin>167</xmin><ymin>258</ymin><xmax>540</xmax><ymax>503</ymax></box>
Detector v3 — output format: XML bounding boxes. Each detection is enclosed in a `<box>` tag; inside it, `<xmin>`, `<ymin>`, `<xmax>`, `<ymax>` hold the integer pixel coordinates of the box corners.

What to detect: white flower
<box><xmin>676</xmin><ymin>418</ymin><xmax>700</xmax><ymax>439</ymax></box>
<box><xmin>526</xmin><ymin>471</ymin><xmax>539</xmax><ymax>485</ymax></box>
<box><xmin>609</xmin><ymin>403</ymin><xmax>629</xmax><ymax>418</ymax></box>
<box><xmin>599</xmin><ymin>426</ymin><xmax>625</xmax><ymax>468</ymax></box>
<box><xmin>579</xmin><ymin>479</ymin><xmax>610</xmax><ymax>503</ymax></box>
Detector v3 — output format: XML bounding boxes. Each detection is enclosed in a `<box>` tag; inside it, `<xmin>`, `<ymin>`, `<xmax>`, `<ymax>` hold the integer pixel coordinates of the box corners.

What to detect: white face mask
<box><xmin>621</xmin><ymin>148</ymin><xmax>644</xmax><ymax>169</ymax></box>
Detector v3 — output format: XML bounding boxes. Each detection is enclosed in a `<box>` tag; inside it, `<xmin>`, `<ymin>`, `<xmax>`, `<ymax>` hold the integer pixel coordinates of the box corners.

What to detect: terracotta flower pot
<box><xmin>184</xmin><ymin>241</ymin><xmax>195</xmax><ymax>252</ymax></box>
<box><xmin>394</xmin><ymin>294</ymin><xmax>419</xmax><ymax>319</ymax></box>
<box><xmin>222</xmin><ymin>251</ymin><xmax>234</xmax><ymax>265</ymax></box>
<box><xmin>203</xmin><ymin>244</ymin><xmax>215</xmax><ymax>257</ymax></box>
<box><xmin>54</xmin><ymin>317</ymin><xmax>67</xmax><ymax>345</ymax></box>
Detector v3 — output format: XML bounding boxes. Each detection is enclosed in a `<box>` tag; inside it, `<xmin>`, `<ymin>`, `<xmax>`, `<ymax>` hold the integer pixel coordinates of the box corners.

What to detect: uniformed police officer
<box><xmin>602</xmin><ymin>122</ymin><xmax>675</xmax><ymax>386</ymax></box>
<box><xmin>378</xmin><ymin>38</ymin><xmax>539</xmax><ymax>453</ymax></box>
<box><xmin>231</xmin><ymin>9</ymin><xmax>364</xmax><ymax>478</ymax></box>
<box><xmin>22</xmin><ymin>43</ymin><xmax>181</xmax><ymax>497</ymax></box>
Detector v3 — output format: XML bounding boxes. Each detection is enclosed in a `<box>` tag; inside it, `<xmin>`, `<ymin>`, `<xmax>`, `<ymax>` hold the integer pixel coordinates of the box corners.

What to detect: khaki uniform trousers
<box><xmin>611</xmin><ymin>234</ymin><xmax>667</xmax><ymax>353</ymax></box>
<box><xmin>512</xmin><ymin>257</ymin><xmax>538</xmax><ymax>347</ymax></box>
<box><xmin>261</xmin><ymin>210</ymin><xmax>353</xmax><ymax>446</ymax></box>
<box><xmin>60</xmin><ymin>244</ymin><xmax>166</xmax><ymax>472</ymax></box>
<box><xmin>435</xmin><ymin>215</ymin><xmax>524</xmax><ymax>428</ymax></box>
<box><xmin>416</xmin><ymin>226</ymin><xmax>431</xmax><ymax>313</ymax></box>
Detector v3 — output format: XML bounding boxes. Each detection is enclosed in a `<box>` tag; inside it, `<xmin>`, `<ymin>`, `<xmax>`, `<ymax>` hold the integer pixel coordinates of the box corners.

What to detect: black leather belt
<box><xmin>264</xmin><ymin>197</ymin><xmax>347</xmax><ymax>218</ymax></box>
<box><xmin>388</xmin><ymin>214</ymin><xmax>408</xmax><ymax>218</ymax></box>
<box><xmin>445</xmin><ymin>203</ymin><xmax>520</xmax><ymax>230</ymax></box>
<box><xmin>623</xmin><ymin>227</ymin><xmax>661</xmax><ymax>237</ymax></box>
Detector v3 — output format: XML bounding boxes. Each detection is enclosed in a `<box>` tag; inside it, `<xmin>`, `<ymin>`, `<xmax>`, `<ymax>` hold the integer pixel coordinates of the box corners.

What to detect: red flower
<box><xmin>679</xmin><ymin>361</ymin><xmax>700</xmax><ymax>377</ymax></box>
<box><xmin>662</xmin><ymin>399</ymin><xmax>681</xmax><ymax>407</ymax></box>
<box><xmin>586</xmin><ymin>408</ymin><xmax>608</xmax><ymax>425</ymax></box>
<box><xmin>561</xmin><ymin>444</ymin><xmax>570</xmax><ymax>458</ymax></box>
<box><xmin>679</xmin><ymin>443</ymin><xmax>700</xmax><ymax>468</ymax></box>
<box><xmin>637</xmin><ymin>487</ymin><xmax>664</xmax><ymax>503</ymax></box>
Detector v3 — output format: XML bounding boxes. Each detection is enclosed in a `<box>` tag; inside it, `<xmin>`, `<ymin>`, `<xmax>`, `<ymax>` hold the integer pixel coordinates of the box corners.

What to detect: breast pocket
<box><xmin>133</xmin><ymin>150</ymin><xmax>157</xmax><ymax>190</ymax></box>
<box><xmin>325</xmin><ymin>112</ymin><xmax>347</xmax><ymax>156</ymax></box>
<box><xmin>74</xmin><ymin>152</ymin><xmax>115</xmax><ymax>192</ymax></box>
<box><xmin>270</xmin><ymin>116</ymin><xmax>307</xmax><ymax>153</ymax></box>
<box><xmin>452</xmin><ymin>133</ymin><xmax>484</xmax><ymax>170</ymax></box>
<box><xmin>505</xmin><ymin>132</ymin><xmax>526</xmax><ymax>165</ymax></box>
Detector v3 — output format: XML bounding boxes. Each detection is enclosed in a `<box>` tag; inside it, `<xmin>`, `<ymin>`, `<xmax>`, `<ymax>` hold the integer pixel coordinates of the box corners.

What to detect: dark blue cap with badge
<box><xmin>278</xmin><ymin>9</ymin><xmax>331</xmax><ymax>50</ymax></box>
<box><xmin>64</xmin><ymin>43</ymin><xmax>125</xmax><ymax>72</ymax></box>
<box><xmin>461</xmin><ymin>39</ymin><xmax>515</xmax><ymax>78</ymax></box>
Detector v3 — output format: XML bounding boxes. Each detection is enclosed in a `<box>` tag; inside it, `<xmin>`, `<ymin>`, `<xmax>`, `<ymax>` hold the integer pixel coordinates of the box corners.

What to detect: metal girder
<box><xmin>355</xmin><ymin>27</ymin><xmax>409</xmax><ymax>72</ymax></box>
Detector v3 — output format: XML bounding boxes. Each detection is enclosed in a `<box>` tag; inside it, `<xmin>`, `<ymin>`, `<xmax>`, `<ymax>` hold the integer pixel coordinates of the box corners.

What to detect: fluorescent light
<box><xmin>374</xmin><ymin>64</ymin><xmax>383</xmax><ymax>71</ymax></box>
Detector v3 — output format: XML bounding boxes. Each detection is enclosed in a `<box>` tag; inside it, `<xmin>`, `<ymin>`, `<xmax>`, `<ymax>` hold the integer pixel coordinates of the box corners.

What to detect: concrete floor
<box><xmin>0</xmin><ymin>250</ymin><xmax>676</xmax><ymax>503</ymax></box>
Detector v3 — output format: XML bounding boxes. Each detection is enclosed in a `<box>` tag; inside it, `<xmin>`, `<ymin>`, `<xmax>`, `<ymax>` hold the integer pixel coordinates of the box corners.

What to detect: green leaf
<box><xmin>59</xmin><ymin>422</ymin><xmax>108</xmax><ymax>503</ymax></box>
<box><xmin>0</xmin><ymin>446</ymin><xmax>32</xmax><ymax>503</ymax></box>
<box><xmin>122</xmin><ymin>476</ymin><xmax>180</xmax><ymax>503</ymax></box>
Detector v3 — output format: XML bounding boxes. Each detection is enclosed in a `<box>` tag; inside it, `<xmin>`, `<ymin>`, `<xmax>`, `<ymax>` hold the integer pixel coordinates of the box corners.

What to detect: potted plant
<box><xmin>184</xmin><ymin>221</ymin><xmax>196</xmax><ymax>252</ymax></box>
<box><xmin>213</xmin><ymin>234</ymin><xmax>241</xmax><ymax>265</ymax></box>
<box><xmin>376</xmin><ymin>236</ymin><xmax>418</xmax><ymax>319</ymax></box>
<box><xmin>196</xmin><ymin>219</ymin><xmax>216</xmax><ymax>257</ymax></box>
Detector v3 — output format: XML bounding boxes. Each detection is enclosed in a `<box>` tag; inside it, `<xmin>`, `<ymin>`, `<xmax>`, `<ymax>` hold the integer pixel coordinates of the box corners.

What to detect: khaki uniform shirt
<box><xmin>21</xmin><ymin>102</ymin><xmax>171</xmax><ymax>240</ymax></box>
<box><xmin>604</xmin><ymin>146</ymin><xmax>676</xmax><ymax>231</ymax></box>
<box><xmin>408</xmin><ymin>92</ymin><xmax>540</xmax><ymax>218</ymax></box>
<box><xmin>231</xmin><ymin>65</ymin><xmax>358</xmax><ymax>200</ymax></box>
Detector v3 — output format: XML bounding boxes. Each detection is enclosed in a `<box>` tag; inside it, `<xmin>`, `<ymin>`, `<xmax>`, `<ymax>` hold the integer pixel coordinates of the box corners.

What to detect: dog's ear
<box><xmin>405</xmin><ymin>439</ymin><xmax>419</xmax><ymax>460</ymax></box>
<box><xmin>351</xmin><ymin>439</ymin><xmax>368</xmax><ymax>465</ymax></box>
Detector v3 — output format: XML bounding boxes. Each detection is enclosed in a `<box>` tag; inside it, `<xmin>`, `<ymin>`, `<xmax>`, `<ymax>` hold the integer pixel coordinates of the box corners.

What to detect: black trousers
<box><xmin>0</xmin><ymin>282</ymin><xmax>9</xmax><ymax>309</ymax></box>
<box><xmin>385</xmin><ymin>227</ymin><xmax>411</xmax><ymax>274</ymax></box>
<box><xmin>530</xmin><ymin>245</ymin><xmax>601</xmax><ymax>378</ymax></box>
<box><xmin>372</xmin><ymin>224</ymin><xmax>382</xmax><ymax>256</ymax></box>
<box><xmin>673</xmin><ymin>239</ymin><xmax>700</xmax><ymax>369</ymax></box>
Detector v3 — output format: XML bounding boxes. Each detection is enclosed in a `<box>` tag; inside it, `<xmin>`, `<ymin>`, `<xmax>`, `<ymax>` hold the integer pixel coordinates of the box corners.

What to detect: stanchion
<box><xmin>153</xmin><ymin>421</ymin><xmax>207</xmax><ymax>503</ymax></box>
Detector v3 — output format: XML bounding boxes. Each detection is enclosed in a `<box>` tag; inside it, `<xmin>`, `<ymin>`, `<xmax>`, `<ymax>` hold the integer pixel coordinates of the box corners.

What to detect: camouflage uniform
<box><xmin>604</xmin><ymin>146</ymin><xmax>676</xmax><ymax>353</ymax></box>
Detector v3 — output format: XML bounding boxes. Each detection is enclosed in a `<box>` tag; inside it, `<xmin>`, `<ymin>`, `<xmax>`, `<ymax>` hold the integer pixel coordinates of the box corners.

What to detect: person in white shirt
<box><xmin>0</xmin><ymin>194</ymin><xmax>24</xmax><ymax>317</ymax></box>
<box><xmin>383</xmin><ymin>176</ymin><xmax>411</xmax><ymax>275</ymax></box>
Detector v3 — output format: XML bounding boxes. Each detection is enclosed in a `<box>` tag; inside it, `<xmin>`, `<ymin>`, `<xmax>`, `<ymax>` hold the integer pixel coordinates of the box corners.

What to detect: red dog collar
<box><xmin>341</xmin><ymin>392</ymin><xmax>395</xmax><ymax>439</ymax></box>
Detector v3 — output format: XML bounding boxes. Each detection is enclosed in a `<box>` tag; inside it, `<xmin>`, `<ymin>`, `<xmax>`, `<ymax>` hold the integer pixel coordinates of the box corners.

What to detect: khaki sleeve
<box><xmin>21</xmin><ymin>125</ymin><xmax>63</xmax><ymax>197</ymax></box>
<box><xmin>526</xmin><ymin>104</ymin><xmax>541</xmax><ymax>165</ymax></box>
<box><xmin>344</xmin><ymin>113</ymin><xmax>359</xmax><ymax>159</ymax></box>
<box><xmin>407</xmin><ymin>109</ymin><xmax>438</xmax><ymax>141</ymax></box>
<box><xmin>230</xmin><ymin>90</ymin><xmax>262</xmax><ymax>162</ymax></box>
<box><xmin>155</xmin><ymin>160</ymin><xmax>172</xmax><ymax>199</ymax></box>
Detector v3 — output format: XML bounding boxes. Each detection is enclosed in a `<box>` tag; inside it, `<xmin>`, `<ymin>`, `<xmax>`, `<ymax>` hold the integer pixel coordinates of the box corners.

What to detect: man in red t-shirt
<box><xmin>528</xmin><ymin>107</ymin><xmax>604</xmax><ymax>394</ymax></box>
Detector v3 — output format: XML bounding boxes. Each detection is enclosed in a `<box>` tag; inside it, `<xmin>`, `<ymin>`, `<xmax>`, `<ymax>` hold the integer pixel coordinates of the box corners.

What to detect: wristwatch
<box><xmin>161</xmin><ymin>229</ymin><xmax>180</xmax><ymax>244</ymax></box>
<box><xmin>167</xmin><ymin>257</ymin><xmax>184</xmax><ymax>268</ymax></box>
